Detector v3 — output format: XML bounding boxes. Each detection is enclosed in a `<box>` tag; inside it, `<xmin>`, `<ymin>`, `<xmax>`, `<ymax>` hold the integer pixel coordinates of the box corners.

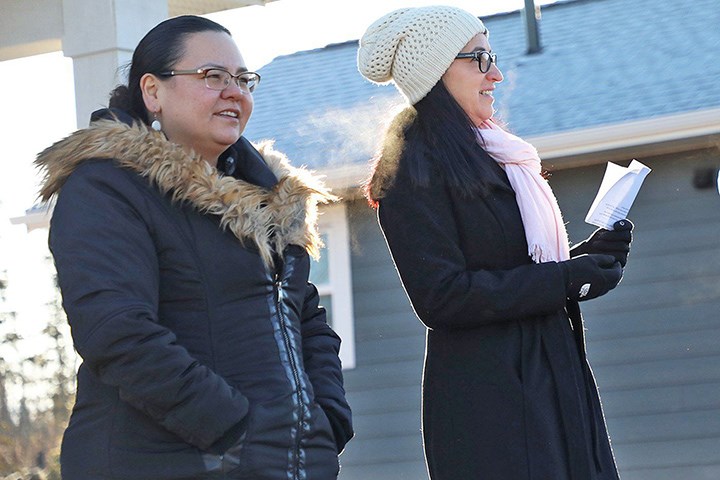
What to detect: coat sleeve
<box><xmin>49</xmin><ymin>162</ymin><xmax>248</xmax><ymax>450</ymax></box>
<box><xmin>300</xmin><ymin>282</ymin><xmax>353</xmax><ymax>453</ymax></box>
<box><xmin>377</xmin><ymin>170</ymin><xmax>568</xmax><ymax>330</ymax></box>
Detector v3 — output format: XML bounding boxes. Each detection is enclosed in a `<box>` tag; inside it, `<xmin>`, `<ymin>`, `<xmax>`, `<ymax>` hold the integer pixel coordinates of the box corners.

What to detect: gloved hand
<box><xmin>560</xmin><ymin>253</ymin><xmax>623</xmax><ymax>301</ymax></box>
<box><xmin>570</xmin><ymin>219</ymin><xmax>633</xmax><ymax>267</ymax></box>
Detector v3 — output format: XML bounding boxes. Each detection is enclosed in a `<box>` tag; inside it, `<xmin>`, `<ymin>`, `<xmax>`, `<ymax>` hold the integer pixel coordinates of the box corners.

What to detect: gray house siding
<box><xmin>555</xmin><ymin>148</ymin><xmax>720</xmax><ymax>479</ymax></box>
<box><xmin>339</xmin><ymin>200</ymin><xmax>427</xmax><ymax>479</ymax></box>
<box><xmin>336</xmin><ymin>147</ymin><xmax>720</xmax><ymax>479</ymax></box>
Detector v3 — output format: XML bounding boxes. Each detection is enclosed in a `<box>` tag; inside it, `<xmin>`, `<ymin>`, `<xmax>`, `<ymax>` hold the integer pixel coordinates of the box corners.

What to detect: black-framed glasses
<box><xmin>159</xmin><ymin>68</ymin><xmax>261</xmax><ymax>93</ymax></box>
<box><xmin>454</xmin><ymin>51</ymin><xmax>498</xmax><ymax>73</ymax></box>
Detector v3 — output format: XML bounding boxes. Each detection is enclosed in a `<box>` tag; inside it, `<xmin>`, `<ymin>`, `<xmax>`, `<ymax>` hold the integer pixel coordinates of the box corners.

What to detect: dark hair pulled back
<box><xmin>108</xmin><ymin>15</ymin><xmax>231</xmax><ymax>125</ymax></box>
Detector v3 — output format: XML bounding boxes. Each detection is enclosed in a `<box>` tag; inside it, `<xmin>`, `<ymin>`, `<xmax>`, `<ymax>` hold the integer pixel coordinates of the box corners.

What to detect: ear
<box><xmin>140</xmin><ymin>73</ymin><xmax>162</xmax><ymax>113</ymax></box>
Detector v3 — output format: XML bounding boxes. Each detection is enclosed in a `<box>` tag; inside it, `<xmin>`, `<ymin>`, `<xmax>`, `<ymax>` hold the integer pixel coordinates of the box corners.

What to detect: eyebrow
<box><xmin>471</xmin><ymin>47</ymin><xmax>491</xmax><ymax>53</ymax></box>
<box><xmin>199</xmin><ymin>63</ymin><xmax>249</xmax><ymax>74</ymax></box>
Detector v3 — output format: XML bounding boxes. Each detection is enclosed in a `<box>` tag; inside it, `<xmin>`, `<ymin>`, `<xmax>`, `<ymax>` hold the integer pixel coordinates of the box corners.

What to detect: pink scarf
<box><xmin>477</xmin><ymin>120</ymin><xmax>570</xmax><ymax>263</ymax></box>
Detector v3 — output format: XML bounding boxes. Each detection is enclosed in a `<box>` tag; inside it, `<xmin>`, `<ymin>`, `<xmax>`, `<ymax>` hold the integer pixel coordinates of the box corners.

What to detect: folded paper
<box><xmin>585</xmin><ymin>160</ymin><xmax>651</xmax><ymax>229</ymax></box>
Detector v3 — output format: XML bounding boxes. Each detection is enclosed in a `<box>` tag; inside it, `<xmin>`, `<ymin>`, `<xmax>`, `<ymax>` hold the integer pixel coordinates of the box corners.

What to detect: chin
<box><xmin>216</xmin><ymin>133</ymin><xmax>242</xmax><ymax>146</ymax></box>
<box><xmin>478</xmin><ymin>112</ymin><xmax>493</xmax><ymax>123</ymax></box>
<box><xmin>471</xmin><ymin>114</ymin><xmax>491</xmax><ymax>126</ymax></box>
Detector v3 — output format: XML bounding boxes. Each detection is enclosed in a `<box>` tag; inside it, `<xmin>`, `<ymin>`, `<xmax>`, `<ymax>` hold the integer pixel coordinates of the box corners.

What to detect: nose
<box><xmin>486</xmin><ymin>63</ymin><xmax>503</xmax><ymax>83</ymax></box>
<box><xmin>221</xmin><ymin>84</ymin><xmax>253</xmax><ymax>116</ymax></box>
<box><xmin>221</xmin><ymin>81</ymin><xmax>252</xmax><ymax>100</ymax></box>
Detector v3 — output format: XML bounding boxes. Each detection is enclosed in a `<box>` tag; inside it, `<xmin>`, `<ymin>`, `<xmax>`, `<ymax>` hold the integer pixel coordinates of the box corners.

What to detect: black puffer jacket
<box><xmin>37</xmin><ymin>111</ymin><xmax>353</xmax><ymax>480</ymax></box>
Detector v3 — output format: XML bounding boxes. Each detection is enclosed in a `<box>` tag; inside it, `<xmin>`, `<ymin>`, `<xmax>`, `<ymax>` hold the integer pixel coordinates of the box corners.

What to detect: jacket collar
<box><xmin>218</xmin><ymin>137</ymin><xmax>279</xmax><ymax>189</ymax></box>
<box><xmin>36</xmin><ymin>119</ymin><xmax>336</xmax><ymax>269</ymax></box>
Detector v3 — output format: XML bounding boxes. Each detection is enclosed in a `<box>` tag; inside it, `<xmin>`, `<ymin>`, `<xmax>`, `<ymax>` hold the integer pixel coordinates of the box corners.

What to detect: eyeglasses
<box><xmin>454</xmin><ymin>51</ymin><xmax>498</xmax><ymax>74</ymax></box>
<box><xmin>159</xmin><ymin>68</ymin><xmax>261</xmax><ymax>93</ymax></box>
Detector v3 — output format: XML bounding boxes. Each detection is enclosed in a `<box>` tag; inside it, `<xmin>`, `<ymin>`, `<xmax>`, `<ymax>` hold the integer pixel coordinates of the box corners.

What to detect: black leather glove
<box><xmin>570</xmin><ymin>219</ymin><xmax>633</xmax><ymax>267</ymax></box>
<box><xmin>560</xmin><ymin>253</ymin><xmax>623</xmax><ymax>301</ymax></box>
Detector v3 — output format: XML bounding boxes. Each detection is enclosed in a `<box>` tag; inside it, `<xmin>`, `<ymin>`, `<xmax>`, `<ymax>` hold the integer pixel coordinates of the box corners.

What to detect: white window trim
<box><xmin>315</xmin><ymin>203</ymin><xmax>356</xmax><ymax>369</ymax></box>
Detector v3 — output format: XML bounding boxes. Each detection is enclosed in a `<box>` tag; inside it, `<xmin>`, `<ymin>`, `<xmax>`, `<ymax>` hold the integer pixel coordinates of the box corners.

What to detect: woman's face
<box><xmin>145</xmin><ymin>31</ymin><xmax>253</xmax><ymax>163</ymax></box>
<box><xmin>442</xmin><ymin>33</ymin><xmax>503</xmax><ymax>126</ymax></box>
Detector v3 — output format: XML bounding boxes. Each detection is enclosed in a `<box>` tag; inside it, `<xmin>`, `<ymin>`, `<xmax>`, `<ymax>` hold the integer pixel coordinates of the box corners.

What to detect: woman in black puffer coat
<box><xmin>37</xmin><ymin>15</ymin><xmax>352</xmax><ymax>480</ymax></box>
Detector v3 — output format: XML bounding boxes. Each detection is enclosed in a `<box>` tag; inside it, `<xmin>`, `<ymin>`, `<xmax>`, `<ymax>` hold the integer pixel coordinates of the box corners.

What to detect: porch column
<box><xmin>62</xmin><ymin>0</ymin><xmax>168</xmax><ymax>127</ymax></box>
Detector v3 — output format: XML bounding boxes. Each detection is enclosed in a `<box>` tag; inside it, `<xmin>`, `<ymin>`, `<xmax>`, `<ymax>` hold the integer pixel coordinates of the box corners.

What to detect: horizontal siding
<box><xmin>353</xmin><ymin>311</ymin><xmax>422</xmax><ymax>342</ymax></box>
<box><xmin>592</xmin><ymin>356</ymin><xmax>720</xmax><ymax>390</ymax></box>
<box><xmin>607</xmin><ymin>409</ymin><xmax>720</xmax><ymax>444</ymax></box>
<box><xmin>343</xmin><ymin>358</ymin><xmax>423</xmax><ymax>392</ymax></box>
<box><xmin>340</xmin><ymin>434</ymin><xmax>424</xmax><ymax>468</ymax></box>
<box><xmin>345</xmin><ymin>384</ymin><xmax>422</xmax><ymax>416</ymax></box>
<box><xmin>583</xmin><ymin>299</ymin><xmax>720</xmax><ymax>340</ymax></box>
<box><xmin>600</xmin><ymin>382</ymin><xmax>720</xmax><ymax>417</ymax></box>
<box><xmin>338</xmin><ymin>459</ymin><xmax>429</xmax><ymax>480</ymax></box>
<box><xmin>589</xmin><ymin>327</ymin><xmax>720</xmax><ymax>363</ymax></box>
<box><xmin>339</xmin><ymin>199</ymin><xmax>428</xmax><ymax>477</ymax></box>
<box><xmin>552</xmin><ymin>149</ymin><xmax>720</xmax><ymax>478</ymax></box>
<box><xmin>617</xmin><ymin>464</ymin><xmax>720</xmax><ymax>480</ymax></box>
<box><xmin>355</xmin><ymin>333</ymin><xmax>425</xmax><ymax>366</ymax></box>
<box><xmin>350</xmin><ymin>409</ymin><xmax>423</xmax><ymax>441</ymax></box>
<box><xmin>352</xmin><ymin>289</ymin><xmax>416</xmax><ymax>316</ymax></box>
<box><xmin>613</xmin><ymin>438</ymin><xmax>720</xmax><ymax>471</ymax></box>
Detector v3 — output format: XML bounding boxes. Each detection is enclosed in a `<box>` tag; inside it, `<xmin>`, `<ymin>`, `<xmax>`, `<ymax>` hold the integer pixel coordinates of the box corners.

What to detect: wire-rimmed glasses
<box><xmin>159</xmin><ymin>68</ymin><xmax>261</xmax><ymax>93</ymax></box>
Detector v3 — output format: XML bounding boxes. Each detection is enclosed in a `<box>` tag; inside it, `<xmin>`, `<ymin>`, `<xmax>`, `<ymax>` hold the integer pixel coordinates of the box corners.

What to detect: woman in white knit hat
<box><xmin>358</xmin><ymin>5</ymin><xmax>633</xmax><ymax>479</ymax></box>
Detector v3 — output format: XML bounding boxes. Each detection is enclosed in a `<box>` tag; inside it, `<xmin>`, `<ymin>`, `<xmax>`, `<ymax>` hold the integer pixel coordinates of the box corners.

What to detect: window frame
<box><xmin>312</xmin><ymin>202</ymin><xmax>356</xmax><ymax>369</ymax></box>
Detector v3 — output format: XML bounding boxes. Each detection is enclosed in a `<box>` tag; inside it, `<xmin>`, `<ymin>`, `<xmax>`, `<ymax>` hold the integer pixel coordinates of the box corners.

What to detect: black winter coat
<box><xmin>37</xmin><ymin>116</ymin><xmax>353</xmax><ymax>480</ymax></box>
<box><xmin>368</xmin><ymin>147</ymin><xmax>619</xmax><ymax>480</ymax></box>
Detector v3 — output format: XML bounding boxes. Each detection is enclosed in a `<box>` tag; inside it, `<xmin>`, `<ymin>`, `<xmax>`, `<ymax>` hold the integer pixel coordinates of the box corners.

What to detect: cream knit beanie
<box><xmin>357</xmin><ymin>5</ymin><xmax>487</xmax><ymax>105</ymax></box>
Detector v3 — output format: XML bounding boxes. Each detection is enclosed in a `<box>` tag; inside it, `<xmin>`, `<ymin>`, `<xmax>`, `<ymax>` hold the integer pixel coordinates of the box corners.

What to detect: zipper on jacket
<box><xmin>274</xmin><ymin>271</ymin><xmax>306</xmax><ymax>480</ymax></box>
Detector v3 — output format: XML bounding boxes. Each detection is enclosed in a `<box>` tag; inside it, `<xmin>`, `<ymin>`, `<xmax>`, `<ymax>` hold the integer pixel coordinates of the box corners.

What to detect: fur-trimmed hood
<box><xmin>365</xmin><ymin>107</ymin><xmax>416</xmax><ymax>206</ymax></box>
<box><xmin>36</xmin><ymin>120</ymin><xmax>337</xmax><ymax>268</ymax></box>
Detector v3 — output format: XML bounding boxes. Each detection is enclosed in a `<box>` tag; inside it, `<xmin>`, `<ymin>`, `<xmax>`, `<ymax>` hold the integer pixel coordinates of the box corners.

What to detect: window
<box><xmin>309</xmin><ymin>203</ymin><xmax>356</xmax><ymax>369</ymax></box>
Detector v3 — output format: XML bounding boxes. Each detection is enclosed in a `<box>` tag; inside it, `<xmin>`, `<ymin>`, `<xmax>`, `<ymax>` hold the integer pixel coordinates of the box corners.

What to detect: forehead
<box><xmin>177</xmin><ymin>31</ymin><xmax>245</xmax><ymax>68</ymax></box>
<box><xmin>463</xmin><ymin>32</ymin><xmax>492</xmax><ymax>52</ymax></box>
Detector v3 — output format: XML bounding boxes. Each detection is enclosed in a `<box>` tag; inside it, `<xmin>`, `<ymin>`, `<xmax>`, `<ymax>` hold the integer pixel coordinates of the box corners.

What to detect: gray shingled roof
<box><xmin>243</xmin><ymin>0</ymin><xmax>720</xmax><ymax>170</ymax></box>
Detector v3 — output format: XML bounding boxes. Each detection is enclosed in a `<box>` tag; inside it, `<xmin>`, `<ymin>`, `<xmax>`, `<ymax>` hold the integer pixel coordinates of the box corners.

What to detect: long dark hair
<box><xmin>108</xmin><ymin>15</ymin><xmax>231</xmax><ymax>125</ymax></box>
<box><xmin>404</xmin><ymin>80</ymin><xmax>497</xmax><ymax>197</ymax></box>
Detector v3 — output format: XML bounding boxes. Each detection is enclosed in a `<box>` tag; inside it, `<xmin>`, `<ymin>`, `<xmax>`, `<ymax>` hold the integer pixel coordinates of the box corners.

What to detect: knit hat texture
<box><xmin>357</xmin><ymin>5</ymin><xmax>486</xmax><ymax>105</ymax></box>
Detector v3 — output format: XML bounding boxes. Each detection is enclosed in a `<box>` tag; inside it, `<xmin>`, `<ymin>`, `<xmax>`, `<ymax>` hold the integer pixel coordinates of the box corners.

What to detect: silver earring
<box><xmin>151</xmin><ymin>113</ymin><xmax>162</xmax><ymax>132</ymax></box>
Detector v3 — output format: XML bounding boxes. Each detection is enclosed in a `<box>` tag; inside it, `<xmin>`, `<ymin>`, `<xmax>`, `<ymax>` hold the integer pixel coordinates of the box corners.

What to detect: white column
<box><xmin>61</xmin><ymin>0</ymin><xmax>168</xmax><ymax>127</ymax></box>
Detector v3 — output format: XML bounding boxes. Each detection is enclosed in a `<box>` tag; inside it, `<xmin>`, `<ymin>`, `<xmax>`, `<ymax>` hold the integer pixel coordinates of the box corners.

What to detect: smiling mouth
<box><xmin>218</xmin><ymin>110</ymin><xmax>239</xmax><ymax>118</ymax></box>
<box><xmin>480</xmin><ymin>90</ymin><xmax>493</xmax><ymax>96</ymax></box>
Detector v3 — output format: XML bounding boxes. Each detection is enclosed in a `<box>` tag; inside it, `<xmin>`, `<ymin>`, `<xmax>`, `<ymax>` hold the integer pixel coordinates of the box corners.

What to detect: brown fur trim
<box><xmin>35</xmin><ymin>120</ymin><xmax>337</xmax><ymax>268</ymax></box>
<box><xmin>365</xmin><ymin>107</ymin><xmax>416</xmax><ymax>206</ymax></box>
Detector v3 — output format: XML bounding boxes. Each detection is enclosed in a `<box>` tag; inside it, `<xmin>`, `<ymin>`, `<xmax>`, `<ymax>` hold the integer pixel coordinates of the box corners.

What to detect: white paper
<box><xmin>585</xmin><ymin>160</ymin><xmax>651</xmax><ymax>229</ymax></box>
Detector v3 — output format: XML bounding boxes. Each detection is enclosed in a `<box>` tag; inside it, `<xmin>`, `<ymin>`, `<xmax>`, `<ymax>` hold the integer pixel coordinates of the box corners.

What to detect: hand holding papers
<box><xmin>585</xmin><ymin>160</ymin><xmax>651</xmax><ymax>229</ymax></box>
